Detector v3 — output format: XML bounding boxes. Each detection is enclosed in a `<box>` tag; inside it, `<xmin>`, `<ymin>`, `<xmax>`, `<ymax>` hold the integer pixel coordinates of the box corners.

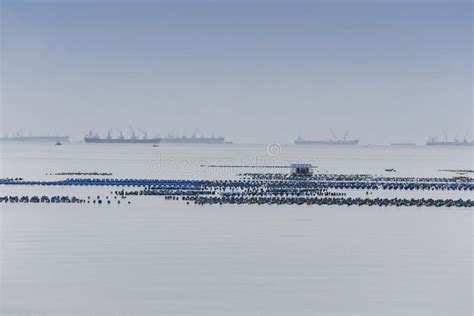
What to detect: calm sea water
<box><xmin>1</xmin><ymin>143</ymin><xmax>473</xmax><ymax>315</ymax></box>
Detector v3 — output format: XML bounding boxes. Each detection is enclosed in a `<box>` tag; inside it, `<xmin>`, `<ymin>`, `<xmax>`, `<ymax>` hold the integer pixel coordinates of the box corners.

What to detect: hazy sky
<box><xmin>1</xmin><ymin>0</ymin><xmax>472</xmax><ymax>143</ymax></box>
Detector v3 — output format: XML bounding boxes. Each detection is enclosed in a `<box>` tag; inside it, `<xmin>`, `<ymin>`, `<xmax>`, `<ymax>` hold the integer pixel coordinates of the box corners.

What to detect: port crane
<box><xmin>137</xmin><ymin>128</ymin><xmax>148</xmax><ymax>140</ymax></box>
<box><xmin>117</xmin><ymin>130</ymin><xmax>124</xmax><ymax>140</ymax></box>
<box><xmin>129</xmin><ymin>126</ymin><xmax>137</xmax><ymax>140</ymax></box>
<box><xmin>343</xmin><ymin>130</ymin><xmax>350</xmax><ymax>141</ymax></box>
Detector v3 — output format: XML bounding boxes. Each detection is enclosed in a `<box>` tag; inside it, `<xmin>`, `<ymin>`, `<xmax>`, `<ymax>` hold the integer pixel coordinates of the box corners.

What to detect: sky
<box><xmin>1</xmin><ymin>0</ymin><xmax>472</xmax><ymax>144</ymax></box>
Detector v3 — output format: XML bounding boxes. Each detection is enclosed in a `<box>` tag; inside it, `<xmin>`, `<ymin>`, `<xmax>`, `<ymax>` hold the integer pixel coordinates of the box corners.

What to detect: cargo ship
<box><xmin>162</xmin><ymin>134</ymin><xmax>230</xmax><ymax>144</ymax></box>
<box><xmin>0</xmin><ymin>132</ymin><xmax>69</xmax><ymax>143</ymax></box>
<box><xmin>84</xmin><ymin>128</ymin><xmax>231</xmax><ymax>144</ymax></box>
<box><xmin>426</xmin><ymin>132</ymin><xmax>473</xmax><ymax>146</ymax></box>
<box><xmin>84</xmin><ymin>129</ymin><xmax>161</xmax><ymax>144</ymax></box>
<box><xmin>426</xmin><ymin>136</ymin><xmax>473</xmax><ymax>147</ymax></box>
<box><xmin>295</xmin><ymin>131</ymin><xmax>359</xmax><ymax>145</ymax></box>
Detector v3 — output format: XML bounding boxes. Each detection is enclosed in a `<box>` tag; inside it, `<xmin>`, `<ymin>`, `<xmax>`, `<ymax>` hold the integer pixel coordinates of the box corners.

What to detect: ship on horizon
<box><xmin>161</xmin><ymin>130</ymin><xmax>231</xmax><ymax>144</ymax></box>
<box><xmin>0</xmin><ymin>131</ymin><xmax>69</xmax><ymax>143</ymax></box>
<box><xmin>84</xmin><ymin>128</ymin><xmax>231</xmax><ymax>144</ymax></box>
<box><xmin>390</xmin><ymin>142</ymin><xmax>417</xmax><ymax>146</ymax></box>
<box><xmin>426</xmin><ymin>133</ymin><xmax>473</xmax><ymax>147</ymax></box>
<box><xmin>84</xmin><ymin>128</ymin><xmax>161</xmax><ymax>144</ymax></box>
<box><xmin>295</xmin><ymin>130</ymin><xmax>359</xmax><ymax>145</ymax></box>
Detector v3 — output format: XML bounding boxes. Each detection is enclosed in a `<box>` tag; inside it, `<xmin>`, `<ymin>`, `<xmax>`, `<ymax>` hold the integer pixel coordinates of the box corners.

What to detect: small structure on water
<box><xmin>290</xmin><ymin>163</ymin><xmax>313</xmax><ymax>177</ymax></box>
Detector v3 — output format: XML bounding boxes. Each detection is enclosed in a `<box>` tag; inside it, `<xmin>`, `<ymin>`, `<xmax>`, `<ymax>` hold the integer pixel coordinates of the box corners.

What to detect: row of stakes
<box><xmin>1</xmin><ymin>175</ymin><xmax>472</xmax><ymax>207</ymax></box>
<box><xmin>1</xmin><ymin>192</ymin><xmax>131</xmax><ymax>205</ymax></box>
<box><xmin>0</xmin><ymin>179</ymin><xmax>472</xmax><ymax>191</ymax></box>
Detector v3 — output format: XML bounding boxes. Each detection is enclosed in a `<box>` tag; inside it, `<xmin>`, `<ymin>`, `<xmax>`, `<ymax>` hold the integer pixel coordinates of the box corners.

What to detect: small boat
<box><xmin>152</xmin><ymin>144</ymin><xmax>159</xmax><ymax>147</ymax></box>
<box><xmin>385</xmin><ymin>168</ymin><xmax>396</xmax><ymax>172</ymax></box>
<box><xmin>55</xmin><ymin>141</ymin><xmax>62</xmax><ymax>146</ymax></box>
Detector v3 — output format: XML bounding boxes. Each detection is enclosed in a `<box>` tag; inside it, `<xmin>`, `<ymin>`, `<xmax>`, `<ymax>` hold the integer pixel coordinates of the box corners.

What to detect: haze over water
<box><xmin>1</xmin><ymin>0</ymin><xmax>472</xmax><ymax>144</ymax></box>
